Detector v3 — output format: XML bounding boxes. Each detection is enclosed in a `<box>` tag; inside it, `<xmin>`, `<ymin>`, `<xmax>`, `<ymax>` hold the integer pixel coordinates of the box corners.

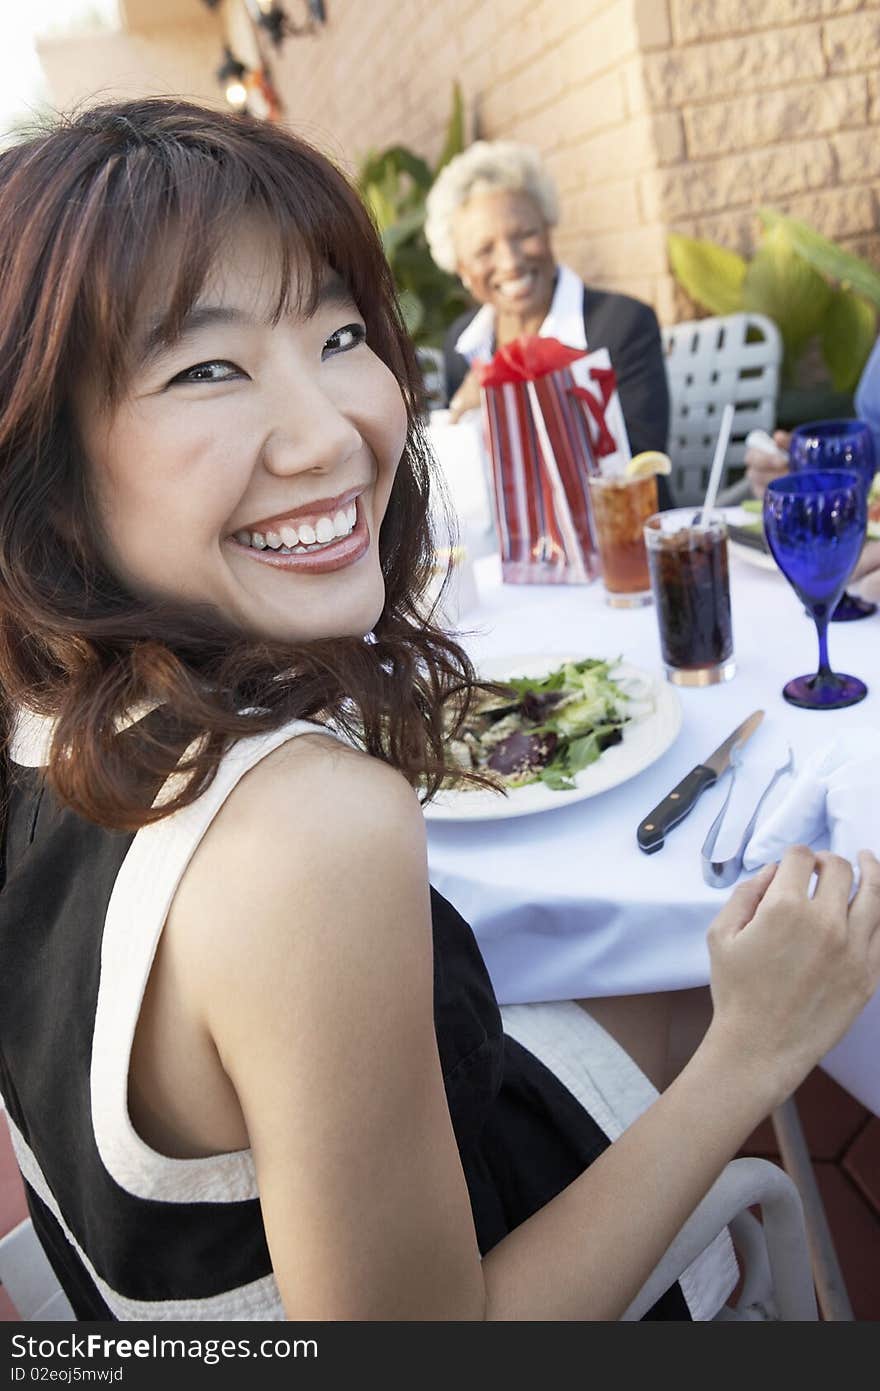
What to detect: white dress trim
<box><xmin>11</xmin><ymin>708</ymin><xmax>340</xmax><ymax>1204</ymax></box>
<box><xmin>4</xmin><ymin>1113</ymin><xmax>285</xmax><ymax>1321</ymax></box>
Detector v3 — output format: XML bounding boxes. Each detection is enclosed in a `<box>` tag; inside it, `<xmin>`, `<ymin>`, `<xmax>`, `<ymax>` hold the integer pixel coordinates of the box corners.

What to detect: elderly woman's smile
<box><xmin>451</xmin><ymin>189</ymin><xmax>556</xmax><ymax>327</ymax></box>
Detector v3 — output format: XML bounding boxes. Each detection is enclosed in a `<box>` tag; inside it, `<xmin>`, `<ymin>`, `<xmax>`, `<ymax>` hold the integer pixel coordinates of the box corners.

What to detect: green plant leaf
<box><xmin>666</xmin><ymin>233</ymin><xmax>747</xmax><ymax>315</ymax></box>
<box><xmin>359</xmin><ymin>145</ymin><xmax>433</xmax><ymax>193</ymax></box>
<box><xmin>434</xmin><ymin>81</ymin><xmax>465</xmax><ymax>176</ymax></box>
<box><xmin>362</xmin><ymin>181</ymin><xmax>398</xmax><ymax>235</ymax></box>
<box><xmin>820</xmin><ymin>288</ymin><xmax>878</xmax><ymax>393</ymax></box>
<box><xmin>759</xmin><ymin>208</ymin><xmax>880</xmax><ymax>309</ymax></box>
<box><xmin>381</xmin><ymin>206</ymin><xmax>426</xmax><ymax>258</ymax></box>
<box><xmin>741</xmin><ymin>224</ymin><xmax>831</xmax><ymax>378</ymax></box>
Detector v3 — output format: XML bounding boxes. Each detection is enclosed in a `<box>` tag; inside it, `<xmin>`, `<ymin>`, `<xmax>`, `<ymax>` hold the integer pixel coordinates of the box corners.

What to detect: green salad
<box><xmin>448</xmin><ymin>658</ymin><xmax>653</xmax><ymax>792</ymax></box>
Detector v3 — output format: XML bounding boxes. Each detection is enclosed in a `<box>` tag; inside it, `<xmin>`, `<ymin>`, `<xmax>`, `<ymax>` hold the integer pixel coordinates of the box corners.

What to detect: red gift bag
<box><xmin>475</xmin><ymin>336</ymin><xmax>623</xmax><ymax>584</ymax></box>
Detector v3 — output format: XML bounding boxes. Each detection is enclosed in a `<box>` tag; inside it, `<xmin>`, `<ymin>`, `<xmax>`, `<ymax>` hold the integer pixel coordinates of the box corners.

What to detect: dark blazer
<box><xmin>443</xmin><ymin>283</ymin><xmax>675</xmax><ymax>508</ymax></box>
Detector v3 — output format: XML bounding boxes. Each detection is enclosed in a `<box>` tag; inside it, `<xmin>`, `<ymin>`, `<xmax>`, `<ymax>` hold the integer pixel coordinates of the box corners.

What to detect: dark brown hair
<box><xmin>0</xmin><ymin>98</ymin><xmax>482</xmax><ymax>829</ymax></box>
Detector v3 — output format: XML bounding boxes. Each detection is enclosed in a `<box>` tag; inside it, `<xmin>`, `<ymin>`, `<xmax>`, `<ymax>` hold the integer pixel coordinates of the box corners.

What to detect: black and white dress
<box><xmin>0</xmin><ymin>711</ymin><xmax>735</xmax><ymax>1320</ymax></box>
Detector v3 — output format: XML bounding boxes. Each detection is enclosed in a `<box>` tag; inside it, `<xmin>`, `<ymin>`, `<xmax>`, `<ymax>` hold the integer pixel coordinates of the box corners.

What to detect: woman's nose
<box><xmin>260</xmin><ymin>384</ymin><xmax>363</xmax><ymax>478</ymax></box>
<box><xmin>493</xmin><ymin>238</ymin><xmax>524</xmax><ymax>272</ymax></box>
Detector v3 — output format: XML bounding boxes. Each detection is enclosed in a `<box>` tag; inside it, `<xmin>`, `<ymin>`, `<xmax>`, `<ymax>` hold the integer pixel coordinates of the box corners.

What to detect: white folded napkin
<box><xmin>743</xmin><ymin>729</ymin><xmax>880</xmax><ymax>882</ymax></box>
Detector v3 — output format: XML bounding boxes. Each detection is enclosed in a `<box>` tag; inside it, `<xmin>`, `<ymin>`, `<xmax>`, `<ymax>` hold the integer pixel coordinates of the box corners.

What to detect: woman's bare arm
<box><xmin>170</xmin><ymin>737</ymin><xmax>880</xmax><ymax>1320</ymax></box>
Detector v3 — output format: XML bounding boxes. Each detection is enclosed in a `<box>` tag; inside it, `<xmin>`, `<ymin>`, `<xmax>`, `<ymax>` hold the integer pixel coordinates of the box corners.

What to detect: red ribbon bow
<box><xmin>472</xmin><ymin>335</ymin><xmax>585</xmax><ymax>386</ymax></box>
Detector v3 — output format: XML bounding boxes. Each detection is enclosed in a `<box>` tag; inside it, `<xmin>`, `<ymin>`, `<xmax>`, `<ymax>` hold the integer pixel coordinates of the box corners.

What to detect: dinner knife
<box><xmin>636</xmin><ymin>709</ymin><xmax>764</xmax><ymax>854</ymax></box>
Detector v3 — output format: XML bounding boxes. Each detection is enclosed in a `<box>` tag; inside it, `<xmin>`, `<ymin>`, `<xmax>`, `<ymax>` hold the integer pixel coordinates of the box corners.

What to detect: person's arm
<box><xmin>598</xmin><ymin>298</ymin><xmax>669</xmax><ymax>462</ymax></box>
<box><xmin>586</xmin><ymin>293</ymin><xmax>675</xmax><ymax>506</ymax></box>
<box><xmin>854</xmin><ymin>334</ymin><xmax>880</xmax><ymax>462</ymax></box>
<box><xmin>176</xmin><ymin>736</ymin><xmax>880</xmax><ymax>1320</ymax></box>
<box><xmin>442</xmin><ymin>315</ymin><xmax>473</xmax><ymax>409</ymax></box>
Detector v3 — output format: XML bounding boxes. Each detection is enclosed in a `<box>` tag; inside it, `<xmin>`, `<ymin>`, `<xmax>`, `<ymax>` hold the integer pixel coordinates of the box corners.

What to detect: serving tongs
<box><xmin>701</xmin><ymin>744</ymin><xmax>795</xmax><ymax>888</ymax></box>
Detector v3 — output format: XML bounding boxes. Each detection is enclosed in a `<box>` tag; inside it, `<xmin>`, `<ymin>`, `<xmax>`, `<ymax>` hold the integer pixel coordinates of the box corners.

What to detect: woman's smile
<box><xmin>228</xmin><ymin>491</ymin><xmax>371</xmax><ymax>573</ymax></box>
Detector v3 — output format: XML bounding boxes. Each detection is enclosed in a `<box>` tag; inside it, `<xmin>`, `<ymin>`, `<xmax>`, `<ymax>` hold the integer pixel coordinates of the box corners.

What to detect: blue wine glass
<box><xmin>788</xmin><ymin>418</ymin><xmax>877</xmax><ymax>621</ymax></box>
<box><xmin>763</xmin><ymin>470</ymin><xmax>868</xmax><ymax>709</ymax></box>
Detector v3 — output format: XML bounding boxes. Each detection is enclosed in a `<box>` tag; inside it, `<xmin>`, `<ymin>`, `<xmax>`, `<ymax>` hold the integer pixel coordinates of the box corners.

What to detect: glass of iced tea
<box><xmin>644</xmin><ymin>508</ymin><xmax>735</xmax><ymax>685</ymax></box>
<box><xmin>587</xmin><ymin>472</ymin><xmax>658</xmax><ymax>607</ymax></box>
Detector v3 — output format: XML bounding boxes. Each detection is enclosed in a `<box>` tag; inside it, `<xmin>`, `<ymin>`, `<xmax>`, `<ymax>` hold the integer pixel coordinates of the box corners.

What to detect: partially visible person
<box><xmin>743</xmin><ymin>336</ymin><xmax>880</xmax><ymax>597</ymax></box>
<box><xmin>425</xmin><ymin>141</ymin><xmax>674</xmax><ymax>508</ymax></box>
<box><xmin>745</xmin><ymin>333</ymin><xmax>880</xmax><ymax>499</ymax></box>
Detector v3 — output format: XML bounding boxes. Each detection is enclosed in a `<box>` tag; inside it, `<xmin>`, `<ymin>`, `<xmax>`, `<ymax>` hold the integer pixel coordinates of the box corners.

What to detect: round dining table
<box><xmin>424</xmin><ymin>528</ymin><xmax>880</xmax><ymax>1118</ymax></box>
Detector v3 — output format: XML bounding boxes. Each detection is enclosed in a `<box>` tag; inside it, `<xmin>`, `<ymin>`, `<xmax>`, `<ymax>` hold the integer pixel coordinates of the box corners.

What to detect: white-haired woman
<box><xmin>426</xmin><ymin>140</ymin><xmax>673</xmax><ymax>505</ymax></box>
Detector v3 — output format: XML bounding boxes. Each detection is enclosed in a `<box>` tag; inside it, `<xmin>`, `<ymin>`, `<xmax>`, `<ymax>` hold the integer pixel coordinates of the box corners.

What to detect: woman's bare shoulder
<box><xmin>165</xmin><ymin>730</ymin><xmax>431</xmax><ymax>1028</ymax></box>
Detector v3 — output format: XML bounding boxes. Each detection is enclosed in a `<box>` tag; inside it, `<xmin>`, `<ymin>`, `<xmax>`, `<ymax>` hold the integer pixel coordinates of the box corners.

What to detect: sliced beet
<box><xmin>487</xmin><ymin>729</ymin><xmax>559</xmax><ymax>777</ymax></box>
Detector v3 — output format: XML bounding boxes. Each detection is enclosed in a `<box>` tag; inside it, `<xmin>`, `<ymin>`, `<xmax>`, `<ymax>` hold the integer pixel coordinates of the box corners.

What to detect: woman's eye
<box><xmin>322</xmin><ymin>323</ymin><xmax>366</xmax><ymax>359</ymax></box>
<box><xmin>168</xmin><ymin>360</ymin><xmax>244</xmax><ymax>385</ymax></box>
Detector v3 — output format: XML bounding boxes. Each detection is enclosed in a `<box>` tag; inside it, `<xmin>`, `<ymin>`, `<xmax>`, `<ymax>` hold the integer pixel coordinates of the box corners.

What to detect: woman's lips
<box><xmin>228</xmin><ymin>499</ymin><xmax>371</xmax><ymax>574</ymax></box>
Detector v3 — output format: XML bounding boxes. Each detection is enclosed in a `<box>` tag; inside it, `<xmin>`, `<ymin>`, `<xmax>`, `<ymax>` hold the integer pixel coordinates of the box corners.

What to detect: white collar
<box><xmin>9</xmin><ymin>701</ymin><xmax>160</xmax><ymax>769</ymax></box>
<box><xmin>454</xmin><ymin>263</ymin><xmax>587</xmax><ymax>362</ymax></box>
<box><xmin>9</xmin><ymin>707</ymin><xmax>54</xmax><ymax>768</ymax></box>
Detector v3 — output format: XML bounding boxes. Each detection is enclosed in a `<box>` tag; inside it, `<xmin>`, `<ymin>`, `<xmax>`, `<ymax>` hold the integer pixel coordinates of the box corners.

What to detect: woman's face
<box><xmin>74</xmin><ymin>220</ymin><xmax>408</xmax><ymax>644</ymax></box>
<box><xmin>451</xmin><ymin>189</ymin><xmax>556</xmax><ymax>320</ymax></box>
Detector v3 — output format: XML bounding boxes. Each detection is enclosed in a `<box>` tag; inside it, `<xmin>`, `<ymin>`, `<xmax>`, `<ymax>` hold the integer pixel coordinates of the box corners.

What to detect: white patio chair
<box><xmin>416</xmin><ymin>345</ymin><xmax>447</xmax><ymax>411</ymax></box>
<box><xmin>628</xmin><ymin>1154</ymin><xmax>818</xmax><ymax>1320</ymax></box>
<box><xmin>663</xmin><ymin>312</ymin><xmax>782</xmax><ymax>506</ymax></box>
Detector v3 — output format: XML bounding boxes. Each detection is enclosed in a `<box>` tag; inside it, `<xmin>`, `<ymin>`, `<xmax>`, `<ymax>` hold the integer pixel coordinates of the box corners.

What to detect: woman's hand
<box><xmin>705</xmin><ymin>846</ymin><xmax>880</xmax><ymax>1106</ymax></box>
<box><xmin>449</xmin><ymin>368</ymin><xmax>482</xmax><ymax>422</ymax></box>
<box><xmin>745</xmin><ymin>429</ymin><xmax>791</xmax><ymax>498</ymax></box>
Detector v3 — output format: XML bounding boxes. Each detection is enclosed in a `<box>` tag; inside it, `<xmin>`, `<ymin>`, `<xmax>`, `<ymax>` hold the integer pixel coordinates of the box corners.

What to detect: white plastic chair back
<box><xmin>626</xmin><ymin>1156</ymin><xmax>818</xmax><ymax>1321</ymax></box>
<box><xmin>663</xmin><ymin>312</ymin><xmax>782</xmax><ymax>505</ymax></box>
<box><xmin>416</xmin><ymin>345</ymin><xmax>447</xmax><ymax>411</ymax></box>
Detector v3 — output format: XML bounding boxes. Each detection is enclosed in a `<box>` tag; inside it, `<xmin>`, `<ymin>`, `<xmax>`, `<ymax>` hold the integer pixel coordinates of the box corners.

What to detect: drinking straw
<box><xmin>696</xmin><ymin>401</ymin><xmax>736</xmax><ymax>522</ymax></box>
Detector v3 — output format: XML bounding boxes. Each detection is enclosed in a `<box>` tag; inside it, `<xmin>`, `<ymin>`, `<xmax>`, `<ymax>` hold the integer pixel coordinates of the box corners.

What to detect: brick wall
<box><xmin>268</xmin><ymin>0</ymin><xmax>880</xmax><ymax>323</ymax></box>
<box><xmin>642</xmin><ymin>0</ymin><xmax>880</xmax><ymax>320</ymax></box>
<box><xmin>36</xmin><ymin>0</ymin><xmax>880</xmax><ymax>325</ymax></box>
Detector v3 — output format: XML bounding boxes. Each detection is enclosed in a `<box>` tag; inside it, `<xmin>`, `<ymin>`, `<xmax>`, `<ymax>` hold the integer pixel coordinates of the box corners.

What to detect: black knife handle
<box><xmin>637</xmin><ymin>765</ymin><xmax>718</xmax><ymax>854</ymax></box>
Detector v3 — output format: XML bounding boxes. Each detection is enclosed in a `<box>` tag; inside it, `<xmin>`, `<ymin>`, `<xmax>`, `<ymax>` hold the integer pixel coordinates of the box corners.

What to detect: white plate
<box><xmin>423</xmin><ymin>654</ymin><xmax>682</xmax><ymax>822</ymax></box>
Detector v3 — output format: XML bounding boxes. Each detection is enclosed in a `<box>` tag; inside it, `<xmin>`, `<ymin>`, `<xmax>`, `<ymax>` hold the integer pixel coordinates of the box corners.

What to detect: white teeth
<box><xmin>239</xmin><ymin>499</ymin><xmax>360</xmax><ymax>553</ymax></box>
<box><xmin>499</xmin><ymin>274</ymin><xmax>534</xmax><ymax>295</ymax></box>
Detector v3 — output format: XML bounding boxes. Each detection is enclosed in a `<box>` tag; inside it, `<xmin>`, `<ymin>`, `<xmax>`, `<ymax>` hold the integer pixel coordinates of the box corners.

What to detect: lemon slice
<box><xmin>625</xmin><ymin>450</ymin><xmax>672</xmax><ymax>479</ymax></box>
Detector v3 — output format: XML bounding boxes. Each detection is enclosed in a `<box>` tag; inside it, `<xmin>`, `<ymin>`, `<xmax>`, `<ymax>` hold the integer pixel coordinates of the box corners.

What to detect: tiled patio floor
<box><xmin>2</xmin><ymin>1066</ymin><xmax>878</xmax><ymax>1320</ymax></box>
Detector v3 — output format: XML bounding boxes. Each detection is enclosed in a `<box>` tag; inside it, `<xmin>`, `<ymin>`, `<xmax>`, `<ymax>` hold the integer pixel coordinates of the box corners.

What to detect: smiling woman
<box><xmin>425</xmin><ymin>140</ymin><xmax>673</xmax><ymax>502</ymax></box>
<box><xmin>0</xmin><ymin>99</ymin><xmax>878</xmax><ymax>1327</ymax></box>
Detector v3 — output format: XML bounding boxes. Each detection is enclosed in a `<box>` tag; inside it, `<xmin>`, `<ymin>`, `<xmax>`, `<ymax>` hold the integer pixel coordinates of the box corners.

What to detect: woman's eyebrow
<box><xmin>136</xmin><ymin>275</ymin><xmax>358</xmax><ymax>368</ymax></box>
<box><xmin>136</xmin><ymin>305</ymin><xmax>250</xmax><ymax>369</ymax></box>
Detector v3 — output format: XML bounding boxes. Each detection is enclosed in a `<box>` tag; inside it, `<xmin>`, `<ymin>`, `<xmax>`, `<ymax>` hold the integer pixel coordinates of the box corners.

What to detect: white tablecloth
<box><xmin>425</xmin><ymin>538</ymin><xmax>880</xmax><ymax>1115</ymax></box>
